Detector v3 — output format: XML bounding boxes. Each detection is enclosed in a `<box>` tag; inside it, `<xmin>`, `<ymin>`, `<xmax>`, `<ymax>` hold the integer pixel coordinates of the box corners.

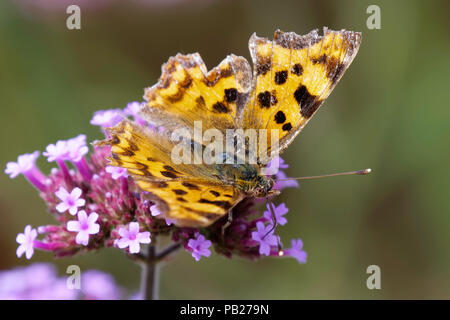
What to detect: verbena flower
<box><xmin>16</xmin><ymin>225</ymin><xmax>37</xmax><ymax>259</ymax></box>
<box><xmin>187</xmin><ymin>233</ymin><xmax>212</xmax><ymax>261</ymax></box>
<box><xmin>43</xmin><ymin>140</ymin><xmax>69</xmax><ymax>162</ymax></box>
<box><xmin>285</xmin><ymin>239</ymin><xmax>307</xmax><ymax>264</ymax></box>
<box><xmin>5</xmin><ymin>151</ymin><xmax>46</xmax><ymax>191</ymax></box>
<box><xmin>6</xmin><ymin>103</ymin><xmax>306</xmax><ymax>266</ymax></box>
<box><xmin>116</xmin><ymin>222</ymin><xmax>151</xmax><ymax>254</ymax></box>
<box><xmin>67</xmin><ymin>211</ymin><xmax>100</xmax><ymax>246</ymax></box>
<box><xmin>251</xmin><ymin>222</ymin><xmax>279</xmax><ymax>256</ymax></box>
<box><xmin>55</xmin><ymin>187</ymin><xmax>85</xmax><ymax>215</ymax></box>
<box><xmin>0</xmin><ymin>263</ymin><xmax>123</xmax><ymax>300</ymax></box>
<box><xmin>66</xmin><ymin>134</ymin><xmax>89</xmax><ymax>162</ymax></box>
<box><xmin>263</xmin><ymin>203</ymin><xmax>288</xmax><ymax>226</ymax></box>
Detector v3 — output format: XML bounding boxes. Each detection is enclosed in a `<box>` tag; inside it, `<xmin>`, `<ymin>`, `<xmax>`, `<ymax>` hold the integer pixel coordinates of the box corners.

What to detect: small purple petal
<box><xmin>129</xmin><ymin>222</ymin><xmax>140</xmax><ymax>235</ymax></box>
<box><xmin>105</xmin><ymin>166</ymin><xmax>128</xmax><ymax>180</ymax></box>
<box><xmin>90</xmin><ymin>109</ymin><xmax>123</xmax><ymax>128</ymax></box>
<box><xmin>150</xmin><ymin>204</ymin><xmax>162</xmax><ymax>216</ymax></box>
<box><xmin>165</xmin><ymin>218</ymin><xmax>176</xmax><ymax>226</ymax></box>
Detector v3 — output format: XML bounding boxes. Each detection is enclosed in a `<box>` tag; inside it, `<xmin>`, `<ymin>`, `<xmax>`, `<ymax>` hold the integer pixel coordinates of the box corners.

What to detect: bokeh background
<box><xmin>1</xmin><ymin>0</ymin><xmax>449</xmax><ymax>299</ymax></box>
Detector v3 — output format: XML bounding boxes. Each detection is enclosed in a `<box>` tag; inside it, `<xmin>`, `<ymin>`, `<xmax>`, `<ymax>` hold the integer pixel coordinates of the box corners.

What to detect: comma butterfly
<box><xmin>98</xmin><ymin>28</ymin><xmax>362</xmax><ymax>227</ymax></box>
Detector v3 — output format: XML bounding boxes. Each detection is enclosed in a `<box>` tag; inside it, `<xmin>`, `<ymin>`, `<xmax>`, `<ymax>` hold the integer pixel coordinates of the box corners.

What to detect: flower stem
<box><xmin>138</xmin><ymin>240</ymin><xmax>182</xmax><ymax>300</ymax></box>
<box><xmin>140</xmin><ymin>243</ymin><xmax>159</xmax><ymax>300</ymax></box>
<box><xmin>156</xmin><ymin>242</ymin><xmax>182</xmax><ymax>261</ymax></box>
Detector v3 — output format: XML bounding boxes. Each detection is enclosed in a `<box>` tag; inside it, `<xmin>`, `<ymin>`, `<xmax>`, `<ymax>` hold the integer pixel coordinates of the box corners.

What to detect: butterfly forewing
<box><xmin>243</xmin><ymin>28</ymin><xmax>361</xmax><ymax>163</ymax></box>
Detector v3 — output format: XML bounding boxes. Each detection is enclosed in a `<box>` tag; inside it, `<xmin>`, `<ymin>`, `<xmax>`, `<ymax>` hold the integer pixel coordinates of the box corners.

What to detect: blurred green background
<box><xmin>1</xmin><ymin>0</ymin><xmax>449</xmax><ymax>299</ymax></box>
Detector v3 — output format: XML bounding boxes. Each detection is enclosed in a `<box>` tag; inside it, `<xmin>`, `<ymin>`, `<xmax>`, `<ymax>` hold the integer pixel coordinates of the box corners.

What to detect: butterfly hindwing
<box><xmin>136</xmin><ymin>179</ymin><xmax>242</xmax><ymax>227</ymax></box>
<box><xmin>100</xmin><ymin>120</ymin><xmax>244</xmax><ymax>227</ymax></box>
<box><xmin>104</xmin><ymin>120</ymin><xmax>190</xmax><ymax>180</ymax></box>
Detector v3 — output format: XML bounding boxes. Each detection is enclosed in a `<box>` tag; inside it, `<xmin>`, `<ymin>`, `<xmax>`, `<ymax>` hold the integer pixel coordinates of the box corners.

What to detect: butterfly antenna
<box><xmin>263</xmin><ymin>199</ymin><xmax>284</xmax><ymax>256</ymax></box>
<box><xmin>276</xmin><ymin>168</ymin><xmax>372</xmax><ymax>181</ymax></box>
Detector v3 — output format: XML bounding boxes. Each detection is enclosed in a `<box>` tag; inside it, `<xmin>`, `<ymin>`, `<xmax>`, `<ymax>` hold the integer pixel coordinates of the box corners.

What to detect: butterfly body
<box><xmin>214</xmin><ymin>161</ymin><xmax>262</xmax><ymax>190</ymax></box>
<box><xmin>100</xmin><ymin>28</ymin><xmax>361</xmax><ymax>227</ymax></box>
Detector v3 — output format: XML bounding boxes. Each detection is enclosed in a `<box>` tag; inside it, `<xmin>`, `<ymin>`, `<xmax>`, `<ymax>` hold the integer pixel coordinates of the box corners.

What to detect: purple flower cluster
<box><xmin>0</xmin><ymin>263</ymin><xmax>122</xmax><ymax>300</ymax></box>
<box><xmin>5</xmin><ymin>102</ymin><xmax>307</xmax><ymax>265</ymax></box>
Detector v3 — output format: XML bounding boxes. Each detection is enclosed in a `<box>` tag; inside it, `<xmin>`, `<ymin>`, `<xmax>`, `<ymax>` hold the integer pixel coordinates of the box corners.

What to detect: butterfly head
<box><xmin>250</xmin><ymin>175</ymin><xmax>279</xmax><ymax>198</ymax></box>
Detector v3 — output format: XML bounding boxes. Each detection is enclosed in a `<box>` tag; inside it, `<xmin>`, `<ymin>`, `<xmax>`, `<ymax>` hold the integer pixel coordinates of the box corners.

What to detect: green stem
<box><xmin>140</xmin><ymin>244</ymin><xmax>159</xmax><ymax>300</ymax></box>
<box><xmin>138</xmin><ymin>240</ymin><xmax>182</xmax><ymax>300</ymax></box>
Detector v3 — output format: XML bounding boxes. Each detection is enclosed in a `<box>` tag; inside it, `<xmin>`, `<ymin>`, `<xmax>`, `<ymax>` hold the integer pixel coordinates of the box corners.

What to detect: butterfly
<box><xmin>99</xmin><ymin>27</ymin><xmax>361</xmax><ymax>227</ymax></box>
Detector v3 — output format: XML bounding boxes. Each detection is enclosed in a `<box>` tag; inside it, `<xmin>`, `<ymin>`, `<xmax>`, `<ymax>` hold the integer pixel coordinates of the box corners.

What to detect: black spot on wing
<box><xmin>274</xmin><ymin>111</ymin><xmax>286</xmax><ymax>124</ymax></box>
<box><xmin>160</xmin><ymin>171</ymin><xmax>177</xmax><ymax>179</ymax></box>
<box><xmin>258</xmin><ymin>91</ymin><xmax>271</xmax><ymax>108</ymax></box>
<box><xmin>198</xmin><ymin>198</ymin><xmax>232</xmax><ymax>210</ymax></box>
<box><xmin>173</xmin><ymin>189</ymin><xmax>187</xmax><ymax>195</ymax></box>
<box><xmin>152</xmin><ymin>181</ymin><xmax>168</xmax><ymax>188</ymax></box>
<box><xmin>282</xmin><ymin>123</ymin><xmax>292</xmax><ymax>131</ymax></box>
<box><xmin>224</xmin><ymin>88</ymin><xmax>238</xmax><ymax>103</ymax></box>
<box><xmin>182</xmin><ymin>182</ymin><xmax>200</xmax><ymax>190</ymax></box>
<box><xmin>257</xmin><ymin>91</ymin><xmax>277</xmax><ymax>108</ymax></box>
<box><xmin>274</xmin><ymin>71</ymin><xmax>288</xmax><ymax>85</ymax></box>
<box><xmin>163</xmin><ymin>165</ymin><xmax>179</xmax><ymax>173</ymax></box>
<box><xmin>291</xmin><ymin>63</ymin><xmax>303</xmax><ymax>76</ymax></box>
<box><xmin>293</xmin><ymin>85</ymin><xmax>321</xmax><ymax>118</ymax></box>
<box><xmin>209</xmin><ymin>190</ymin><xmax>220</xmax><ymax>197</ymax></box>
<box><xmin>212</xmin><ymin>102</ymin><xmax>229</xmax><ymax>113</ymax></box>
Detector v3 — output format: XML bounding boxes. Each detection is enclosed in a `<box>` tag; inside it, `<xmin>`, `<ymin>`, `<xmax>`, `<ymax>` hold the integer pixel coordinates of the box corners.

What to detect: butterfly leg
<box><xmin>263</xmin><ymin>201</ymin><xmax>278</xmax><ymax>239</ymax></box>
<box><xmin>221</xmin><ymin>210</ymin><xmax>233</xmax><ymax>237</ymax></box>
<box><xmin>263</xmin><ymin>200</ymin><xmax>284</xmax><ymax>255</ymax></box>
